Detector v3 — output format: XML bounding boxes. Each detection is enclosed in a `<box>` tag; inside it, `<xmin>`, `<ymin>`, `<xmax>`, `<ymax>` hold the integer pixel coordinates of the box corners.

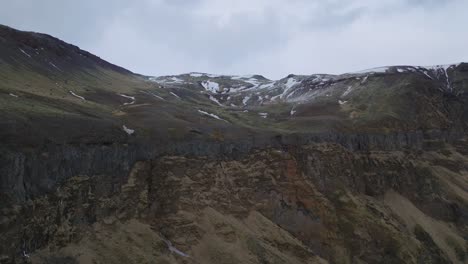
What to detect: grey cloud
<box><xmin>1</xmin><ymin>0</ymin><xmax>467</xmax><ymax>79</ymax></box>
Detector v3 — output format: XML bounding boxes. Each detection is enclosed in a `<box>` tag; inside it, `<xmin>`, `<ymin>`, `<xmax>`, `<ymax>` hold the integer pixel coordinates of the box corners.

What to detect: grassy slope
<box><xmin>1</xmin><ymin>24</ymin><xmax>468</xmax><ymax>149</ymax></box>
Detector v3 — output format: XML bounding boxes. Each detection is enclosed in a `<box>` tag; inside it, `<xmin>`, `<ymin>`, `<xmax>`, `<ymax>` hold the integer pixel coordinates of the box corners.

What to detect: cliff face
<box><xmin>1</xmin><ymin>25</ymin><xmax>468</xmax><ymax>264</ymax></box>
<box><xmin>1</xmin><ymin>128</ymin><xmax>463</xmax><ymax>204</ymax></box>
<box><xmin>1</xmin><ymin>133</ymin><xmax>468</xmax><ymax>263</ymax></box>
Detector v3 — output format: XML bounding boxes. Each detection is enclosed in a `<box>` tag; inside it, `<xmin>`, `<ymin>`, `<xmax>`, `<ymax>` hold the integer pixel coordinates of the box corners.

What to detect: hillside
<box><xmin>0</xmin><ymin>25</ymin><xmax>468</xmax><ymax>264</ymax></box>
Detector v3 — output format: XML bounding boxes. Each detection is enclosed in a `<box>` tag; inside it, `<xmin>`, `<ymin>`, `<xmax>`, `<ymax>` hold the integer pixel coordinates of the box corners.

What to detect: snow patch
<box><xmin>205</xmin><ymin>73</ymin><xmax>222</xmax><ymax>78</ymax></box>
<box><xmin>259</xmin><ymin>82</ymin><xmax>276</xmax><ymax>89</ymax></box>
<box><xmin>342</xmin><ymin>86</ymin><xmax>353</xmax><ymax>97</ymax></box>
<box><xmin>122</xmin><ymin>125</ymin><xmax>134</xmax><ymax>135</ymax></box>
<box><xmin>148</xmin><ymin>77</ymin><xmax>158</xmax><ymax>82</ymax></box>
<box><xmin>338</xmin><ymin>100</ymin><xmax>347</xmax><ymax>105</ymax></box>
<box><xmin>242</xmin><ymin>96</ymin><xmax>251</xmax><ymax>105</ymax></box>
<box><xmin>170</xmin><ymin>92</ymin><xmax>181</xmax><ymax>99</ymax></box>
<box><xmin>142</xmin><ymin>91</ymin><xmax>165</xmax><ymax>100</ymax></box>
<box><xmin>352</xmin><ymin>66</ymin><xmax>389</xmax><ymax>74</ymax></box>
<box><xmin>231</xmin><ymin>75</ymin><xmax>254</xmax><ymax>80</ymax></box>
<box><xmin>259</xmin><ymin>112</ymin><xmax>268</xmax><ymax>118</ymax></box>
<box><xmin>416</xmin><ymin>67</ymin><xmax>434</xmax><ymax>80</ymax></box>
<box><xmin>423</xmin><ymin>64</ymin><xmax>457</xmax><ymax>71</ymax></box>
<box><xmin>361</xmin><ymin>76</ymin><xmax>369</xmax><ymax>84</ymax></box>
<box><xmin>171</xmin><ymin>77</ymin><xmax>182</xmax><ymax>82</ymax></box>
<box><xmin>118</xmin><ymin>94</ymin><xmax>135</xmax><ymax>105</ymax></box>
<box><xmin>201</xmin><ymin>80</ymin><xmax>220</xmax><ymax>93</ymax></box>
<box><xmin>9</xmin><ymin>93</ymin><xmax>19</xmax><ymax>98</ymax></box>
<box><xmin>209</xmin><ymin>95</ymin><xmax>222</xmax><ymax>106</ymax></box>
<box><xmin>198</xmin><ymin>110</ymin><xmax>228</xmax><ymax>122</ymax></box>
<box><xmin>189</xmin><ymin>73</ymin><xmax>204</xmax><ymax>77</ymax></box>
<box><xmin>161</xmin><ymin>236</ymin><xmax>190</xmax><ymax>258</ymax></box>
<box><xmin>243</xmin><ymin>78</ymin><xmax>262</xmax><ymax>89</ymax></box>
<box><xmin>70</xmin><ymin>91</ymin><xmax>85</xmax><ymax>100</ymax></box>
<box><xmin>150</xmin><ymin>76</ymin><xmax>185</xmax><ymax>84</ymax></box>
<box><xmin>270</xmin><ymin>94</ymin><xmax>281</xmax><ymax>101</ymax></box>
<box><xmin>49</xmin><ymin>62</ymin><xmax>61</xmax><ymax>71</ymax></box>
<box><xmin>422</xmin><ymin>65</ymin><xmax>455</xmax><ymax>91</ymax></box>
<box><xmin>290</xmin><ymin>108</ymin><xmax>296</xmax><ymax>116</ymax></box>
<box><xmin>280</xmin><ymin>77</ymin><xmax>301</xmax><ymax>99</ymax></box>
<box><xmin>19</xmin><ymin>48</ymin><xmax>31</xmax><ymax>58</ymax></box>
<box><xmin>285</xmin><ymin>77</ymin><xmax>300</xmax><ymax>89</ymax></box>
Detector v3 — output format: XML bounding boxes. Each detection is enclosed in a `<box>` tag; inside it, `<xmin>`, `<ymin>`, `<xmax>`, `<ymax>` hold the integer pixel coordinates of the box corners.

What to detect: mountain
<box><xmin>1</xmin><ymin>24</ymin><xmax>468</xmax><ymax>263</ymax></box>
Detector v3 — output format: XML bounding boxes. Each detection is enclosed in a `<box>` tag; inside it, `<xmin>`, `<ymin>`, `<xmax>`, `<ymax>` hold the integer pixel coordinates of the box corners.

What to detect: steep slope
<box><xmin>1</xmin><ymin>25</ymin><xmax>468</xmax><ymax>264</ymax></box>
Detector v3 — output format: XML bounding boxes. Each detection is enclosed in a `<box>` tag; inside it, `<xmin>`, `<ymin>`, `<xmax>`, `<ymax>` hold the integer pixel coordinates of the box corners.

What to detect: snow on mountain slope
<box><xmin>147</xmin><ymin>63</ymin><xmax>465</xmax><ymax>108</ymax></box>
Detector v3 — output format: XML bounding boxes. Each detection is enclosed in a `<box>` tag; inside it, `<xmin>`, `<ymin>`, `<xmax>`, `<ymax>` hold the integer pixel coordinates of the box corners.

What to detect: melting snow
<box><xmin>242</xmin><ymin>96</ymin><xmax>251</xmax><ymax>105</ymax></box>
<box><xmin>278</xmin><ymin>77</ymin><xmax>301</xmax><ymax>99</ymax></box>
<box><xmin>118</xmin><ymin>94</ymin><xmax>135</xmax><ymax>105</ymax></box>
<box><xmin>209</xmin><ymin>95</ymin><xmax>222</xmax><ymax>106</ymax></box>
<box><xmin>198</xmin><ymin>110</ymin><xmax>228</xmax><ymax>122</ymax></box>
<box><xmin>259</xmin><ymin>82</ymin><xmax>276</xmax><ymax>89</ymax></box>
<box><xmin>338</xmin><ymin>100</ymin><xmax>347</xmax><ymax>105</ymax></box>
<box><xmin>243</xmin><ymin>78</ymin><xmax>262</xmax><ymax>89</ymax></box>
<box><xmin>161</xmin><ymin>236</ymin><xmax>190</xmax><ymax>258</ymax></box>
<box><xmin>231</xmin><ymin>75</ymin><xmax>254</xmax><ymax>80</ymax></box>
<box><xmin>397</xmin><ymin>68</ymin><xmax>405</xmax><ymax>73</ymax></box>
<box><xmin>49</xmin><ymin>62</ymin><xmax>61</xmax><ymax>71</ymax></box>
<box><xmin>286</xmin><ymin>89</ymin><xmax>299</xmax><ymax>99</ymax></box>
<box><xmin>142</xmin><ymin>91</ymin><xmax>165</xmax><ymax>100</ymax></box>
<box><xmin>290</xmin><ymin>108</ymin><xmax>296</xmax><ymax>116</ymax></box>
<box><xmin>421</xmin><ymin>65</ymin><xmax>455</xmax><ymax>91</ymax></box>
<box><xmin>201</xmin><ymin>80</ymin><xmax>220</xmax><ymax>93</ymax></box>
<box><xmin>151</xmin><ymin>76</ymin><xmax>185</xmax><ymax>84</ymax></box>
<box><xmin>423</xmin><ymin>64</ymin><xmax>457</xmax><ymax>71</ymax></box>
<box><xmin>285</xmin><ymin>77</ymin><xmax>300</xmax><ymax>89</ymax></box>
<box><xmin>205</xmin><ymin>73</ymin><xmax>222</xmax><ymax>78</ymax></box>
<box><xmin>169</xmin><ymin>77</ymin><xmax>184</xmax><ymax>83</ymax></box>
<box><xmin>9</xmin><ymin>93</ymin><xmax>19</xmax><ymax>98</ymax></box>
<box><xmin>19</xmin><ymin>48</ymin><xmax>31</xmax><ymax>58</ymax></box>
<box><xmin>70</xmin><ymin>91</ymin><xmax>85</xmax><ymax>100</ymax></box>
<box><xmin>259</xmin><ymin>112</ymin><xmax>268</xmax><ymax>118</ymax></box>
<box><xmin>361</xmin><ymin>76</ymin><xmax>369</xmax><ymax>84</ymax></box>
<box><xmin>170</xmin><ymin>92</ymin><xmax>181</xmax><ymax>99</ymax></box>
<box><xmin>444</xmin><ymin>68</ymin><xmax>451</xmax><ymax>91</ymax></box>
<box><xmin>352</xmin><ymin>66</ymin><xmax>389</xmax><ymax>74</ymax></box>
<box><xmin>418</xmin><ymin>67</ymin><xmax>434</xmax><ymax>80</ymax></box>
<box><xmin>342</xmin><ymin>86</ymin><xmax>353</xmax><ymax>97</ymax></box>
<box><xmin>189</xmin><ymin>73</ymin><xmax>204</xmax><ymax>77</ymax></box>
<box><xmin>122</xmin><ymin>125</ymin><xmax>134</xmax><ymax>135</ymax></box>
<box><xmin>270</xmin><ymin>94</ymin><xmax>281</xmax><ymax>101</ymax></box>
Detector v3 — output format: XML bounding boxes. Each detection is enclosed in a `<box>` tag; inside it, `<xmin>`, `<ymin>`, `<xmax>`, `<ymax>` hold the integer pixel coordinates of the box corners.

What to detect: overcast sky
<box><xmin>1</xmin><ymin>0</ymin><xmax>467</xmax><ymax>79</ymax></box>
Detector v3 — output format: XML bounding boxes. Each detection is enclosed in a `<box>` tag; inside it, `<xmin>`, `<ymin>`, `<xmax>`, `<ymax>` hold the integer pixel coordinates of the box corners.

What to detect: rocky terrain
<box><xmin>0</xmin><ymin>24</ymin><xmax>468</xmax><ymax>263</ymax></box>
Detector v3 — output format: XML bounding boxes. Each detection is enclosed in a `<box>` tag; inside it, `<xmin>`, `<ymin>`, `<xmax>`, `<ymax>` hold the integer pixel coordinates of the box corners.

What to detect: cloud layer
<box><xmin>1</xmin><ymin>0</ymin><xmax>467</xmax><ymax>79</ymax></box>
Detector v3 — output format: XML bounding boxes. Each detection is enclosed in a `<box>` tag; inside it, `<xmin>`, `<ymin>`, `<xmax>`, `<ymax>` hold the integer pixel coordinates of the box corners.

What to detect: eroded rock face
<box><xmin>1</xmin><ymin>139</ymin><xmax>467</xmax><ymax>263</ymax></box>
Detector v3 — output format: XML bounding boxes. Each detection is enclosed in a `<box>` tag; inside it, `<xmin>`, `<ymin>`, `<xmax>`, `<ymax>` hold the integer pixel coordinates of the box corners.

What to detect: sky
<box><xmin>1</xmin><ymin>0</ymin><xmax>467</xmax><ymax>79</ymax></box>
